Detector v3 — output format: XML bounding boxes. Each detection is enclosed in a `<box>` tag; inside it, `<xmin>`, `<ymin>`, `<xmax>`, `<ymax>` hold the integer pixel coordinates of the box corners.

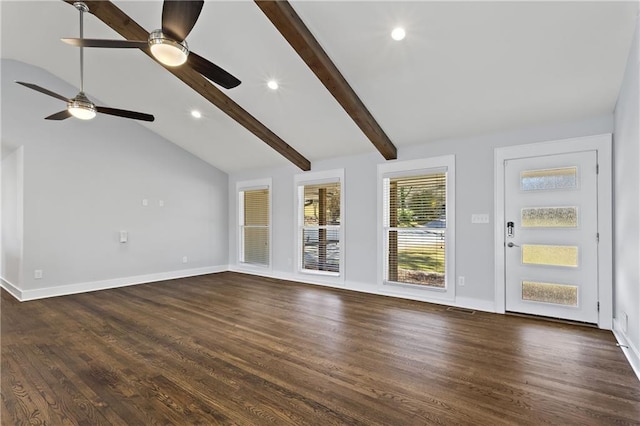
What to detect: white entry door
<box><xmin>504</xmin><ymin>151</ymin><xmax>599</xmax><ymax>323</ymax></box>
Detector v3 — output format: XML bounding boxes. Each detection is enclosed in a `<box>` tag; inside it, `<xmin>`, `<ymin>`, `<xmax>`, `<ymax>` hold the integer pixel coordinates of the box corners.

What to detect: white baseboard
<box><xmin>229</xmin><ymin>265</ymin><xmax>496</xmax><ymax>313</ymax></box>
<box><xmin>5</xmin><ymin>266</ymin><xmax>227</xmax><ymax>302</ymax></box>
<box><xmin>447</xmin><ymin>296</ymin><xmax>497</xmax><ymax>313</ymax></box>
<box><xmin>613</xmin><ymin>318</ymin><xmax>640</xmax><ymax>382</ymax></box>
<box><xmin>0</xmin><ymin>278</ymin><xmax>23</xmax><ymax>300</ymax></box>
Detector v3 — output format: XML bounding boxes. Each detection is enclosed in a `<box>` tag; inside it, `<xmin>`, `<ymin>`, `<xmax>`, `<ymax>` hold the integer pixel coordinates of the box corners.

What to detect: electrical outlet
<box><xmin>34</xmin><ymin>269</ymin><xmax>43</xmax><ymax>279</ymax></box>
<box><xmin>458</xmin><ymin>276</ymin><xmax>465</xmax><ymax>286</ymax></box>
<box><xmin>182</xmin><ymin>256</ymin><xmax>188</xmax><ymax>264</ymax></box>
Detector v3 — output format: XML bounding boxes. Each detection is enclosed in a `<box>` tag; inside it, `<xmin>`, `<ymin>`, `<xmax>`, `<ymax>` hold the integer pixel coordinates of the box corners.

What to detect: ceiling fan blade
<box><xmin>187</xmin><ymin>51</ymin><xmax>241</xmax><ymax>89</ymax></box>
<box><xmin>96</xmin><ymin>106</ymin><xmax>155</xmax><ymax>122</ymax></box>
<box><xmin>162</xmin><ymin>0</ymin><xmax>204</xmax><ymax>42</ymax></box>
<box><xmin>62</xmin><ymin>38</ymin><xmax>148</xmax><ymax>49</ymax></box>
<box><xmin>45</xmin><ymin>110</ymin><xmax>72</xmax><ymax>120</ymax></box>
<box><xmin>16</xmin><ymin>81</ymin><xmax>70</xmax><ymax>102</ymax></box>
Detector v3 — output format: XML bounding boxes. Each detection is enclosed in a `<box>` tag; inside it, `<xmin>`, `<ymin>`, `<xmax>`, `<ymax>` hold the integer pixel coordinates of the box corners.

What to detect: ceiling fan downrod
<box><xmin>74</xmin><ymin>2</ymin><xmax>89</xmax><ymax>93</ymax></box>
<box><xmin>68</xmin><ymin>2</ymin><xmax>96</xmax><ymax>119</ymax></box>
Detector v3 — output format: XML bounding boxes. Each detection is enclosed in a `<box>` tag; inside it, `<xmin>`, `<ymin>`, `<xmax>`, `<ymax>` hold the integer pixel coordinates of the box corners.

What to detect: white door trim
<box><xmin>494</xmin><ymin>134</ymin><xmax>612</xmax><ymax>329</ymax></box>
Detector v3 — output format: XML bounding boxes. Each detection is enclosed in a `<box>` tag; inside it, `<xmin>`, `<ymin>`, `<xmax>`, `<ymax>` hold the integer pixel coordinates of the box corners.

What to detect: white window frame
<box><xmin>236</xmin><ymin>178</ymin><xmax>272</xmax><ymax>271</ymax></box>
<box><xmin>378</xmin><ymin>156</ymin><xmax>456</xmax><ymax>301</ymax></box>
<box><xmin>294</xmin><ymin>169</ymin><xmax>345</xmax><ymax>283</ymax></box>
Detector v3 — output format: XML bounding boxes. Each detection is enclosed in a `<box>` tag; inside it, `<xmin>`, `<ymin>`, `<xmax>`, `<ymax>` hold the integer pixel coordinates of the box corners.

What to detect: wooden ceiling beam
<box><xmin>255</xmin><ymin>0</ymin><xmax>397</xmax><ymax>161</ymax></box>
<box><xmin>63</xmin><ymin>0</ymin><xmax>311</xmax><ymax>171</ymax></box>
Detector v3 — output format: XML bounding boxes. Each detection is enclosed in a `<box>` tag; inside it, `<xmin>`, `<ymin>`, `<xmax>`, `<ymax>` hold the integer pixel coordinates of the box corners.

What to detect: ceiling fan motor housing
<box><xmin>68</xmin><ymin>92</ymin><xmax>96</xmax><ymax>120</ymax></box>
<box><xmin>148</xmin><ymin>29</ymin><xmax>189</xmax><ymax>66</ymax></box>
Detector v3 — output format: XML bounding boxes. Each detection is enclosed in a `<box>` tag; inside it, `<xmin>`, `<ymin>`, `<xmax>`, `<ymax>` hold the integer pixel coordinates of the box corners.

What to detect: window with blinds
<box><xmin>239</xmin><ymin>187</ymin><xmax>269</xmax><ymax>266</ymax></box>
<box><xmin>299</xmin><ymin>182</ymin><xmax>341</xmax><ymax>273</ymax></box>
<box><xmin>383</xmin><ymin>171</ymin><xmax>447</xmax><ymax>288</ymax></box>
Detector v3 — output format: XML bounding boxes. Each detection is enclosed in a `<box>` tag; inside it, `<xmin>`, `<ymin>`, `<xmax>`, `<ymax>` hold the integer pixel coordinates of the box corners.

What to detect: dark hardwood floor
<box><xmin>2</xmin><ymin>272</ymin><xmax>639</xmax><ymax>425</ymax></box>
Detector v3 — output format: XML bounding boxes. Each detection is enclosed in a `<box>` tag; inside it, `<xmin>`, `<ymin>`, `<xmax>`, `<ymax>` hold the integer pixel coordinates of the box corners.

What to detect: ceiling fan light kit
<box><xmin>148</xmin><ymin>29</ymin><xmax>189</xmax><ymax>66</ymax></box>
<box><xmin>68</xmin><ymin>92</ymin><xmax>97</xmax><ymax>120</ymax></box>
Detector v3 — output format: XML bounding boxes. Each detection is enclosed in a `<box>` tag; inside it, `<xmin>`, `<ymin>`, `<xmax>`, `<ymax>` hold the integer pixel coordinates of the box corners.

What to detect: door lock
<box><xmin>507</xmin><ymin>221</ymin><xmax>514</xmax><ymax>238</ymax></box>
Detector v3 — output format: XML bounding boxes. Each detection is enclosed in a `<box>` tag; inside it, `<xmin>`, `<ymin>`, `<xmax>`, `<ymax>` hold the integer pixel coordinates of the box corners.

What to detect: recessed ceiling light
<box><xmin>267</xmin><ymin>80</ymin><xmax>279</xmax><ymax>90</ymax></box>
<box><xmin>391</xmin><ymin>27</ymin><xmax>406</xmax><ymax>41</ymax></box>
<box><xmin>191</xmin><ymin>110</ymin><xmax>202</xmax><ymax>119</ymax></box>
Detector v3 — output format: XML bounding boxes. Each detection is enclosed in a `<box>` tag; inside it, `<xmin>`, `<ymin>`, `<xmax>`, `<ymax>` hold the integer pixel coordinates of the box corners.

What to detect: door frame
<box><xmin>494</xmin><ymin>134</ymin><xmax>612</xmax><ymax>329</ymax></box>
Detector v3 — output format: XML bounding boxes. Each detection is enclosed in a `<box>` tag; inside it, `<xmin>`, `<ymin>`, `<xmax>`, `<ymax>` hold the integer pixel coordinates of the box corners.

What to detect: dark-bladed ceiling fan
<box><xmin>62</xmin><ymin>0</ymin><xmax>241</xmax><ymax>89</ymax></box>
<box><xmin>17</xmin><ymin>2</ymin><xmax>154</xmax><ymax>122</ymax></box>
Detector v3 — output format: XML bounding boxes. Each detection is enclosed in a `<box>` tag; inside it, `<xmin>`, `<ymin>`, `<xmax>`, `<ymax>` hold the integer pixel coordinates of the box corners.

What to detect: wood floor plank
<box><xmin>10</xmin><ymin>343</ymin><xmax>107</xmax><ymax>425</ymax></box>
<box><xmin>47</xmin><ymin>346</ymin><xmax>148</xmax><ymax>425</ymax></box>
<box><xmin>2</xmin><ymin>272</ymin><xmax>639</xmax><ymax>425</ymax></box>
<box><xmin>1</xmin><ymin>354</ymin><xmax>52</xmax><ymax>425</ymax></box>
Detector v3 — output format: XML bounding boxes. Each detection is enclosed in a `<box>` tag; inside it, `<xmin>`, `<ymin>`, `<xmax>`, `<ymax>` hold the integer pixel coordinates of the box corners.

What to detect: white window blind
<box><xmin>383</xmin><ymin>172</ymin><xmax>447</xmax><ymax>287</ymax></box>
<box><xmin>240</xmin><ymin>188</ymin><xmax>269</xmax><ymax>266</ymax></box>
<box><xmin>299</xmin><ymin>182</ymin><xmax>341</xmax><ymax>273</ymax></box>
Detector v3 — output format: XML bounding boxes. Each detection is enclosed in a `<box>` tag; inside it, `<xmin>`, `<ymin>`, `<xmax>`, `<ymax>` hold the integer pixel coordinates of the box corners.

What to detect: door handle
<box><xmin>507</xmin><ymin>242</ymin><xmax>520</xmax><ymax>248</ymax></box>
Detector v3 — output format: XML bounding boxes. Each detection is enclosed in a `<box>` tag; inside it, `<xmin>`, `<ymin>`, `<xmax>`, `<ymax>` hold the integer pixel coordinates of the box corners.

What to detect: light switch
<box><xmin>120</xmin><ymin>231</ymin><xmax>128</xmax><ymax>243</ymax></box>
<box><xmin>142</xmin><ymin>199</ymin><xmax>148</xmax><ymax>207</ymax></box>
<box><xmin>471</xmin><ymin>214</ymin><xmax>490</xmax><ymax>224</ymax></box>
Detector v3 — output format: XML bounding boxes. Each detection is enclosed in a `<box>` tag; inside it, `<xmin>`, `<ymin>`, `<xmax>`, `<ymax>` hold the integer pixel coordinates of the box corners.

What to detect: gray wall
<box><xmin>613</xmin><ymin>17</ymin><xmax>640</xmax><ymax>364</ymax></box>
<box><xmin>229</xmin><ymin>115</ymin><xmax>613</xmax><ymax>308</ymax></box>
<box><xmin>1</xmin><ymin>59</ymin><xmax>229</xmax><ymax>295</ymax></box>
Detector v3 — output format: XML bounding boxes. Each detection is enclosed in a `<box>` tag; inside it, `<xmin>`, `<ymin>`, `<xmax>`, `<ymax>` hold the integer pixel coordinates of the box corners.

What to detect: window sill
<box><xmin>383</xmin><ymin>280</ymin><xmax>448</xmax><ymax>292</ymax></box>
<box><xmin>296</xmin><ymin>269</ymin><xmax>344</xmax><ymax>287</ymax></box>
<box><xmin>299</xmin><ymin>269</ymin><xmax>340</xmax><ymax>278</ymax></box>
<box><xmin>237</xmin><ymin>262</ymin><xmax>271</xmax><ymax>272</ymax></box>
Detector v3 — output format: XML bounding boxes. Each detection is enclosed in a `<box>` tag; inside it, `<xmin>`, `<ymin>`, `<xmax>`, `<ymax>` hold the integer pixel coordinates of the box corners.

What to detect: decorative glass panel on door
<box><xmin>520</xmin><ymin>167</ymin><xmax>577</xmax><ymax>191</ymax></box>
<box><xmin>521</xmin><ymin>207</ymin><xmax>578</xmax><ymax>228</ymax></box>
<box><xmin>522</xmin><ymin>281</ymin><xmax>578</xmax><ymax>306</ymax></box>
<box><xmin>521</xmin><ymin>244</ymin><xmax>578</xmax><ymax>267</ymax></box>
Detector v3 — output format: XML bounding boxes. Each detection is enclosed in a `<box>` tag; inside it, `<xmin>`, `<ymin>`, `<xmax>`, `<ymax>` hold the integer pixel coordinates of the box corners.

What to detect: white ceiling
<box><xmin>1</xmin><ymin>1</ymin><xmax>637</xmax><ymax>173</ymax></box>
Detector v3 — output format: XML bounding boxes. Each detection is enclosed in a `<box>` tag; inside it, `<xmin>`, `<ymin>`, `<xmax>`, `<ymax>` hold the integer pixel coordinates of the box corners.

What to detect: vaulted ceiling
<box><xmin>1</xmin><ymin>1</ymin><xmax>637</xmax><ymax>173</ymax></box>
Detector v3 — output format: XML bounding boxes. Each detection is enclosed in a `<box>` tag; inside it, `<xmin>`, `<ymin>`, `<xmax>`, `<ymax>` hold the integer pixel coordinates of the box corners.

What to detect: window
<box><xmin>379</xmin><ymin>156</ymin><xmax>455</xmax><ymax>299</ymax></box>
<box><xmin>295</xmin><ymin>170</ymin><xmax>344</xmax><ymax>277</ymax></box>
<box><xmin>238</xmin><ymin>180</ymin><xmax>271</xmax><ymax>267</ymax></box>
